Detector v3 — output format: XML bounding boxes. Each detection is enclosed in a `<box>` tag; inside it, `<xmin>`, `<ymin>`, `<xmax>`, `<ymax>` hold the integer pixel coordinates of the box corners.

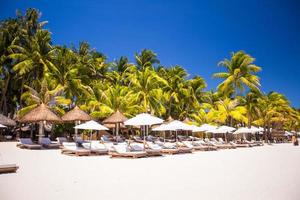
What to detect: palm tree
<box><xmin>8</xmin><ymin>29</ymin><xmax>56</xmax><ymax>88</ymax></box>
<box><xmin>239</xmin><ymin>91</ymin><xmax>261</xmax><ymax>127</ymax></box>
<box><xmin>128</xmin><ymin>66</ymin><xmax>168</xmax><ymax>115</ymax></box>
<box><xmin>135</xmin><ymin>49</ymin><xmax>160</xmax><ymax>70</ymax></box>
<box><xmin>47</xmin><ymin>46</ymin><xmax>91</xmax><ymax>102</ymax></box>
<box><xmin>207</xmin><ymin>98</ymin><xmax>248</xmax><ymax>126</ymax></box>
<box><xmin>157</xmin><ymin>66</ymin><xmax>187</xmax><ymax>118</ymax></box>
<box><xmin>213</xmin><ymin>51</ymin><xmax>261</xmax><ymax>97</ymax></box>
<box><xmin>18</xmin><ymin>79</ymin><xmax>70</xmax><ymax>117</ymax></box>
<box><xmin>253</xmin><ymin>92</ymin><xmax>291</xmax><ymax>141</ymax></box>
<box><xmin>81</xmin><ymin>84</ymin><xmax>141</xmax><ymax>119</ymax></box>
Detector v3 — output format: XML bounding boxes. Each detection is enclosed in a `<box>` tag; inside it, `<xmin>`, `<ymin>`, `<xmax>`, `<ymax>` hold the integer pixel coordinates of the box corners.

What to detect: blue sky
<box><xmin>1</xmin><ymin>0</ymin><xmax>300</xmax><ymax>107</ymax></box>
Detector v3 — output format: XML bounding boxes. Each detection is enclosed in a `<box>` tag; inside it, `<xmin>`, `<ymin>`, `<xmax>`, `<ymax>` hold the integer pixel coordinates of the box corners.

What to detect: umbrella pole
<box><xmin>143</xmin><ymin>125</ymin><xmax>146</xmax><ymax>142</ymax></box>
<box><xmin>75</xmin><ymin>121</ymin><xmax>78</xmax><ymax>139</ymax></box>
<box><xmin>90</xmin><ymin>130</ymin><xmax>92</xmax><ymax>149</ymax></box>
<box><xmin>116</xmin><ymin>123</ymin><xmax>119</xmax><ymax>136</ymax></box>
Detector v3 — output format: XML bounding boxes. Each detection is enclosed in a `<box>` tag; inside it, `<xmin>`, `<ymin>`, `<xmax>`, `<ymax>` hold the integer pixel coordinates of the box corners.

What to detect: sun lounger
<box><xmin>109</xmin><ymin>144</ymin><xmax>147</xmax><ymax>158</ymax></box>
<box><xmin>101</xmin><ymin>135</ymin><xmax>113</xmax><ymax>143</ymax></box>
<box><xmin>158</xmin><ymin>142</ymin><xmax>180</xmax><ymax>154</ymax></box>
<box><xmin>131</xmin><ymin>142</ymin><xmax>162</xmax><ymax>157</ymax></box>
<box><xmin>176</xmin><ymin>142</ymin><xmax>193</xmax><ymax>153</ymax></box>
<box><xmin>56</xmin><ymin>137</ymin><xmax>68</xmax><ymax>145</ymax></box>
<box><xmin>209</xmin><ymin>139</ymin><xmax>235</xmax><ymax>149</ymax></box>
<box><xmin>82</xmin><ymin>141</ymin><xmax>108</xmax><ymax>155</ymax></box>
<box><xmin>181</xmin><ymin>141</ymin><xmax>207</xmax><ymax>151</ymax></box>
<box><xmin>230</xmin><ymin>141</ymin><xmax>249</xmax><ymax>148</ymax></box>
<box><xmin>0</xmin><ymin>164</ymin><xmax>19</xmax><ymax>174</ymax></box>
<box><xmin>18</xmin><ymin>138</ymin><xmax>42</xmax><ymax>149</ymax></box>
<box><xmin>194</xmin><ymin>140</ymin><xmax>218</xmax><ymax>151</ymax></box>
<box><xmin>40</xmin><ymin>138</ymin><xmax>60</xmax><ymax>149</ymax></box>
<box><xmin>61</xmin><ymin>142</ymin><xmax>91</xmax><ymax>156</ymax></box>
<box><xmin>132</xmin><ymin>136</ymin><xmax>144</xmax><ymax>143</ymax></box>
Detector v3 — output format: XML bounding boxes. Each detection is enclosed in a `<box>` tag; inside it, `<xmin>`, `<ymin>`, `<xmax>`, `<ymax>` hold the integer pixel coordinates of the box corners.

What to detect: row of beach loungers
<box><xmin>16</xmin><ymin>135</ymin><xmax>264</xmax><ymax>158</ymax></box>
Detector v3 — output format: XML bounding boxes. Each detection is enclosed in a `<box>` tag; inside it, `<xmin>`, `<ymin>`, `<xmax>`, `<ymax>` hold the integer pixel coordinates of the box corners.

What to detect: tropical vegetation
<box><xmin>0</xmin><ymin>9</ymin><xmax>299</xmax><ymax>138</ymax></box>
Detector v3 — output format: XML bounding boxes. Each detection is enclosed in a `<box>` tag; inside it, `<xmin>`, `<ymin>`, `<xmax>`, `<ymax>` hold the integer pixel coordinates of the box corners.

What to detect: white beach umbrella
<box><xmin>0</xmin><ymin>124</ymin><xmax>7</xmax><ymax>128</ymax></box>
<box><xmin>206</xmin><ymin>126</ymin><xmax>235</xmax><ymax>133</ymax></box>
<box><xmin>189</xmin><ymin>125</ymin><xmax>202</xmax><ymax>133</ymax></box>
<box><xmin>74</xmin><ymin>120</ymin><xmax>108</xmax><ymax>146</ymax></box>
<box><xmin>124</xmin><ymin>113</ymin><xmax>163</xmax><ymax>126</ymax></box>
<box><xmin>233</xmin><ymin>127</ymin><xmax>253</xmax><ymax>134</ymax></box>
<box><xmin>249</xmin><ymin>126</ymin><xmax>264</xmax><ymax>135</ymax></box>
<box><xmin>198</xmin><ymin>124</ymin><xmax>217</xmax><ymax>132</ymax></box>
<box><xmin>74</xmin><ymin>120</ymin><xmax>108</xmax><ymax>131</ymax></box>
<box><xmin>156</xmin><ymin>120</ymin><xmax>192</xmax><ymax>141</ymax></box>
<box><xmin>124</xmin><ymin>113</ymin><xmax>164</xmax><ymax>141</ymax></box>
<box><xmin>152</xmin><ymin>124</ymin><xmax>169</xmax><ymax>131</ymax></box>
<box><xmin>166</xmin><ymin>120</ymin><xmax>193</xmax><ymax>131</ymax></box>
<box><xmin>218</xmin><ymin>126</ymin><xmax>236</xmax><ymax>132</ymax></box>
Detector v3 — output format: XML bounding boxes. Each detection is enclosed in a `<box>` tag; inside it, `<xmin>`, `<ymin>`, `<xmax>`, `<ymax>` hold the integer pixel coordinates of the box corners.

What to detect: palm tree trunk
<box><xmin>0</xmin><ymin>74</ymin><xmax>10</xmax><ymax>114</ymax></box>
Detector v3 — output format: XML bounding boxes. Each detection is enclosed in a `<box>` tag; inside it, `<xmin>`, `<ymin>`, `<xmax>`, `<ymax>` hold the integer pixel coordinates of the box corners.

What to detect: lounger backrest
<box><xmin>113</xmin><ymin>144</ymin><xmax>130</xmax><ymax>153</ymax></box>
<box><xmin>40</xmin><ymin>138</ymin><xmax>51</xmax><ymax>145</ymax></box>
<box><xmin>62</xmin><ymin>142</ymin><xmax>78</xmax><ymax>150</ymax></box>
<box><xmin>75</xmin><ymin>137</ymin><xmax>84</xmax><ymax>143</ymax></box>
<box><xmin>57</xmin><ymin>137</ymin><xmax>67</xmax><ymax>144</ymax></box>
<box><xmin>182</xmin><ymin>141</ymin><xmax>193</xmax><ymax>148</ymax></box>
<box><xmin>163</xmin><ymin>142</ymin><xmax>176</xmax><ymax>149</ymax></box>
<box><xmin>20</xmin><ymin>138</ymin><xmax>33</xmax><ymax>145</ymax></box>
<box><xmin>91</xmin><ymin>141</ymin><xmax>107</xmax><ymax>150</ymax></box>
<box><xmin>101</xmin><ymin>135</ymin><xmax>111</xmax><ymax>142</ymax></box>
<box><xmin>146</xmin><ymin>142</ymin><xmax>162</xmax><ymax>150</ymax></box>
<box><xmin>130</xmin><ymin>143</ymin><xmax>144</xmax><ymax>151</ymax></box>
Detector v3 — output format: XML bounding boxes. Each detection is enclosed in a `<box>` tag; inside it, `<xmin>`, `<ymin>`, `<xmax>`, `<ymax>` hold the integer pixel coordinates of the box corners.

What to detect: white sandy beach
<box><xmin>0</xmin><ymin>142</ymin><xmax>300</xmax><ymax>200</ymax></box>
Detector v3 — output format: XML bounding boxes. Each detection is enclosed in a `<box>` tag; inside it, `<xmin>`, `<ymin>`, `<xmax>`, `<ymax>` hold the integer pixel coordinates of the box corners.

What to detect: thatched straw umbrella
<box><xmin>61</xmin><ymin>106</ymin><xmax>91</xmax><ymax>137</ymax></box>
<box><xmin>19</xmin><ymin>103</ymin><xmax>61</xmax><ymax>142</ymax></box>
<box><xmin>103</xmin><ymin>110</ymin><xmax>127</xmax><ymax>136</ymax></box>
<box><xmin>0</xmin><ymin>114</ymin><xmax>16</xmax><ymax>127</ymax></box>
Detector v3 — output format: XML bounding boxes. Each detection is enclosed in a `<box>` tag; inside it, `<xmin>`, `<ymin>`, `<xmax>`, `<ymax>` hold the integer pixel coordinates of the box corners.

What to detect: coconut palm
<box><xmin>213</xmin><ymin>51</ymin><xmax>261</xmax><ymax>97</ymax></box>
<box><xmin>81</xmin><ymin>84</ymin><xmax>141</xmax><ymax>119</ymax></box>
<box><xmin>207</xmin><ymin>98</ymin><xmax>248</xmax><ymax>126</ymax></box>
<box><xmin>239</xmin><ymin>91</ymin><xmax>261</xmax><ymax>127</ymax></box>
<box><xmin>135</xmin><ymin>49</ymin><xmax>160</xmax><ymax>70</ymax></box>
<box><xmin>128</xmin><ymin>66</ymin><xmax>168</xmax><ymax>115</ymax></box>
<box><xmin>253</xmin><ymin>92</ymin><xmax>292</xmax><ymax>141</ymax></box>
<box><xmin>157</xmin><ymin>65</ymin><xmax>187</xmax><ymax>117</ymax></box>
<box><xmin>47</xmin><ymin>46</ymin><xmax>91</xmax><ymax>101</ymax></box>
<box><xmin>18</xmin><ymin>79</ymin><xmax>71</xmax><ymax>117</ymax></box>
<box><xmin>8</xmin><ymin>29</ymin><xmax>56</xmax><ymax>88</ymax></box>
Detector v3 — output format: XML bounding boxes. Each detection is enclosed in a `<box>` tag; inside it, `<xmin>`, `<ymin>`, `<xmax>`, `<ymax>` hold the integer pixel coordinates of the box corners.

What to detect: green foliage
<box><xmin>0</xmin><ymin>8</ymin><xmax>299</xmax><ymax>135</ymax></box>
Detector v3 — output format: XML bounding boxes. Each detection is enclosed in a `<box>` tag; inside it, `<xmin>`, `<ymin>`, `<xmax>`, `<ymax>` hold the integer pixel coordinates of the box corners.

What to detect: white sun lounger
<box><xmin>61</xmin><ymin>142</ymin><xmax>91</xmax><ymax>156</ymax></box>
<box><xmin>109</xmin><ymin>144</ymin><xmax>147</xmax><ymax>158</ymax></box>
<box><xmin>82</xmin><ymin>141</ymin><xmax>108</xmax><ymax>155</ymax></box>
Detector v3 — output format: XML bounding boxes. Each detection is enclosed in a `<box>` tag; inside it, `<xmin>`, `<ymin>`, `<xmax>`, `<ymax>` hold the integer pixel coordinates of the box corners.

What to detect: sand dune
<box><xmin>0</xmin><ymin>142</ymin><xmax>299</xmax><ymax>200</ymax></box>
